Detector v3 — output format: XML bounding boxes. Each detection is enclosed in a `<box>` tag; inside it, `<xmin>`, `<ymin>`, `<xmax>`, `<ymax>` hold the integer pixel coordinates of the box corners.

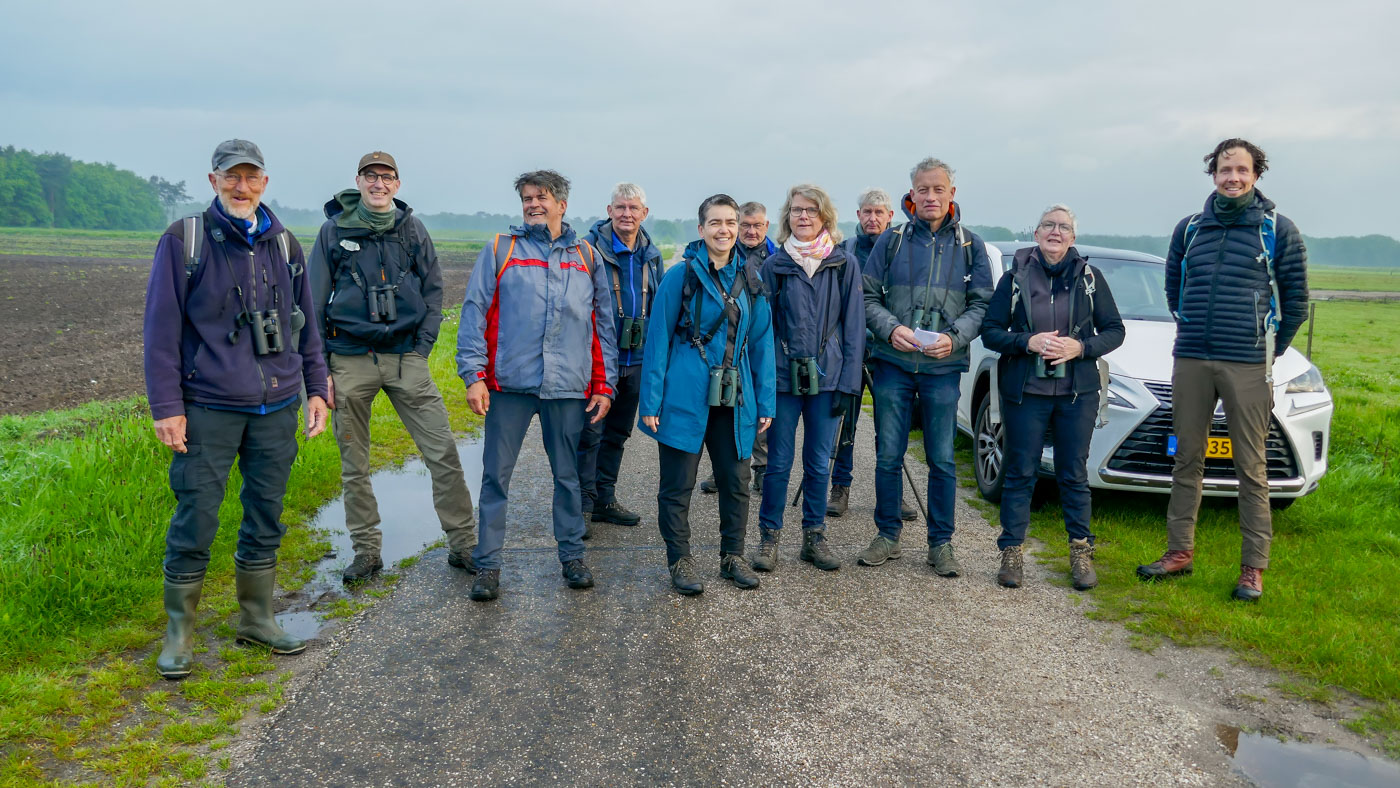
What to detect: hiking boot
<box><xmin>826</xmin><ymin>485</ymin><xmax>850</xmax><ymax>517</ymax></box>
<box><xmin>234</xmin><ymin>562</ymin><xmax>306</xmax><ymax>655</ymax></box>
<box><xmin>447</xmin><ymin>550</ymin><xmax>477</xmax><ymax>574</ymax></box>
<box><xmin>751</xmin><ymin>464</ymin><xmax>765</xmax><ymax>492</ymax></box>
<box><xmin>669</xmin><ymin>556</ymin><xmax>704</xmax><ymax>595</ymax></box>
<box><xmin>1136</xmin><ymin>549</ymin><xmax>1194</xmax><ymax>581</ymax></box>
<box><xmin>562</xmin><ymin>559</ymin><xmax>595</xmax><ymax>589</ymax></box>
<box><xmin>997</xmin><ymin>545</ymin><xmax>1024</xmax><ymax>588</ymax></box>
<box><xmin>157</xmin><ymin>574</ymin><xmax>204</xmax><ymax>680</ymax></box>
<box><xmin>1231</xmin><ymin>565</ymin><xmax>1264</xmax><ymax>602</ymax></box>
<box><xmin>720</xmin><ymin>554</ymin><xmax>761</xmax><ymax>590</ymax></box>
<box><xmin>700</xmin><ymin>475</ymin><xmax>718</xmax><ymax>494</ymax></box>
<box><xmin>750</xmin><ymin>527</ymin><xmax>780</xmax><ymax>572</ymax></box>
<box><xmin>900</xmin><ymin>502</ymin><xmax>918</xmax><ymax>521</ymax></box>
<box><xmin>1069</xmin><ymin>538</ymin><xmax>1098</xmax><ymax>590</ymax></box>
<box><xmin>582</xmin><ymin>520</ymin><xmax>594</xmax><ymax>540</ymax></box>
<box><xmin>470</xmin><ymin>569</ymin><xmax>500</xmax><ymax>601</ymax></box>
<box><xmin>592</xmin><ymin>501</ymin><xmax>642</xmax><ymax>526</ymax></box>
<box><xmin>800</xmin><ymin>529</ymin><xmax>841</xmax><ymax>571</ymax></box>
<box><xmin>927</xmin><ymin>543</ymin><xmax>961</xmax><ymax>577</ymax></box>
<box><xmin>857</xmin><ymin>535</ymin><xmax>902</xmax><ymax>567</ymax></box>
<box><xmin>341</xmin><ymin>553</ymin><xmax>383</xmax><ymax>584</ymax></box>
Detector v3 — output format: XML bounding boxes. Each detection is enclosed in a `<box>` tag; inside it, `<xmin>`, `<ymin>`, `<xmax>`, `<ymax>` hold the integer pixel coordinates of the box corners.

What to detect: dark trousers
<box><xmin>758</xmin><ymin>391</ymin><xmax>838</xmax><ymax>532</ymax></box>
<box><xmin>870</xmin><ymin>360</ymin><xmax>960</xmax><ymax>545</ymax></box>
<box><xmin>577</xmin><ymin>364</ymin><xmax>642</xmax><ymax>511</ymax></box>
<box><xmin>997</xmin><ymin>393</ymin><xmax>1097</xmax><ymax>550</ymax></box>
<box><xmin>474</xmin><ymin>391</ymin><xmax>587</xmax><ymax>571</ymax></box>
<box><xmin>164</xmin><ymin>404</ymin><xmax>299</xmax><ymax>579</ymax></box>
<box><xmin>656</xmin><ymin>407</ymin><xmax>751</xmax><ymax>565</ymax></box>
<box><xmin>829</xmin><ymin>383</ymin><xmax>861</xmax><ymax>487</ymax></box>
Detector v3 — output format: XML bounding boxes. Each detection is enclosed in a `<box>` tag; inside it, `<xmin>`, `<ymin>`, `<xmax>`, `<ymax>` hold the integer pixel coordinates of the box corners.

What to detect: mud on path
<box><xmin>0</xmin><ymin>254</ymin><xmax>475</xmax><ymax>416</ymax></box>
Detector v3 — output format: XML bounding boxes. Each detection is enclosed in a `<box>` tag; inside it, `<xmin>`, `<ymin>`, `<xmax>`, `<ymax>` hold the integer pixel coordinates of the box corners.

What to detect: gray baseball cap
<box><xmin>211</xmin><ymin>139</ymin><xmax>265</xmax><ymax>171</ymax></box>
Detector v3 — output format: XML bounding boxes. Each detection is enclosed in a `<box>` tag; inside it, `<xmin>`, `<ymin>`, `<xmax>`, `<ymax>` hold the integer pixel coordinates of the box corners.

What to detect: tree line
<box><xmin>0</xmin><ymin>146</ymin><xmax>189</xmax><ymax>230</ymax></box>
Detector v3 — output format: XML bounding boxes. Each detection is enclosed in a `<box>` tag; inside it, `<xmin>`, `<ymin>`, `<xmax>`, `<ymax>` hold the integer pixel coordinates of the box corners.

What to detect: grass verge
<box><xmin>0</xmin><ymin>315</ymin><xmax>480</xmax><ymax>784</ymax></box>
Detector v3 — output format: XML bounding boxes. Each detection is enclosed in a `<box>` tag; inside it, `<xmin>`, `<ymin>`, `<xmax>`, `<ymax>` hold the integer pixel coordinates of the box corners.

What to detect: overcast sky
<box><xmin>4</xmin><ymin>0</ymin><xmax>1397</xmax><ymax>238</ymax></box>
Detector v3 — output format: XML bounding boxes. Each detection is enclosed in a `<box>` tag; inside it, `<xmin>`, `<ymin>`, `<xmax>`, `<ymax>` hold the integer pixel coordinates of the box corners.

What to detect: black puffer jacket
<box><xmin>1164</xmin><ymin>190</ymin><xmax>1308</xmax><ymax>363</ymax></box>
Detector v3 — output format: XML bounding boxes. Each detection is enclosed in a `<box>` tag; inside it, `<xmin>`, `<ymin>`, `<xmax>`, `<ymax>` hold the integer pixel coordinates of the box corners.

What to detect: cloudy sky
<box><xmin>4</xmin><ymin>0</ymin><xmax>1397</xmax><ymax>237</ymax></box>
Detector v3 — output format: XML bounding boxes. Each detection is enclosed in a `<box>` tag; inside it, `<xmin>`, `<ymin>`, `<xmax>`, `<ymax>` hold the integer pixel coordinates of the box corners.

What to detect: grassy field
<box><xmin>1010</xmin><ymin>300</ymin><xmax>1400</xmax><ymax>755</ymax></box>
<box><xmin>1308</xmin><ymin>266</ymin><xmax>1400</xmax><ymax>292</ymax></box>
<box><xmin>0</xmin><ymin>318</ymin><xmax>481</xmax><ymax>785</ymax></box>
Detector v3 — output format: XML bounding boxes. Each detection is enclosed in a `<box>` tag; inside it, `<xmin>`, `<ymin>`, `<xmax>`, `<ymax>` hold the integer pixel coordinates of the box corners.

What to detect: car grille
<box><xmin>1106</xmin><ymin>382</ymin><xmax>1299</xmax><ymax>479</ymax></box>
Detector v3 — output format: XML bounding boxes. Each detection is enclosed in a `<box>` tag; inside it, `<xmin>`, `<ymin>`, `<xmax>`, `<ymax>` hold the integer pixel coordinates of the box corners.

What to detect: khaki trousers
<box><xmin>330</xmin><ymin>352</ymin><xmax>476</xmax><ymax>557</ymax></box>
<box><xmin>1166</xmin><ymin>357</ymin><xmax>1273</xmax><ymax>569</ymax></box>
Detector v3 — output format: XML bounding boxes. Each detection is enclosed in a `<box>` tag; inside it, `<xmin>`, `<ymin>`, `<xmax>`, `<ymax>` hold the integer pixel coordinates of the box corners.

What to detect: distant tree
<box><xmin>148</xmin><ymin>175</ymin><xmax>190</xmax><ymax>221</ymax></box>
<box><xmin>0</xmin><ymin>150</ymin><xmax>53</xmax><ymax>226</ymax></box>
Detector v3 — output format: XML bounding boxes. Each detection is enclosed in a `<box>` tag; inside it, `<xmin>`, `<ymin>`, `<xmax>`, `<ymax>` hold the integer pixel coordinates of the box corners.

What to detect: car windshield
<box><xmin>1088</xmin><ymin>257</ymin><xmax>1173</xmax><ymax>322</ymax></box>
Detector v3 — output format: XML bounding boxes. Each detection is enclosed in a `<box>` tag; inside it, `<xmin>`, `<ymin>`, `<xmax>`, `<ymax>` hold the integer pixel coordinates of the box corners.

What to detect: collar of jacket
<box><xmin>1013</xmin><ymin>245</ymin><xmax>1086</xmax><ymax>286</ymax></box>
<box><xmin>590</xmin><ymin>218</ymin><xmax>655</xmax><ymax>267</ymax></box>
<box><xmin>900</xmin><ymin>192</ymin><xmax>962</xmax><ymax>240</ymax></box>
<box><xmin>767</xmin><ymin>244</ymin><xmax>848</xmax><ymax>277</ymax></box>
<box><xmin>322</xmin><ymin>196</ymin><xmax>412</xmax><ymax>237</ymax></box>
<box><xmin>740</xmin><ymin>238</ymin><xmax>776</xmax><ymax>260</ymax></box>
<box><xmin>689</xmin><ymin>244</ymin><xmax>743</xmax><ymax>300</ymax></box>
<box><xmin>208</xmin><ymin>198</ymin><xmax>281</xmax><ymax>247</ymax></box>
<box><xmin>513</xmin><ymin>221</ymin><xmax>578</xmax><ymax>249</ymax></box>
<box><xmin>1197</xmin><ymin>188</ymin><xmax>1275</xmax><ymax>229</ymax></box>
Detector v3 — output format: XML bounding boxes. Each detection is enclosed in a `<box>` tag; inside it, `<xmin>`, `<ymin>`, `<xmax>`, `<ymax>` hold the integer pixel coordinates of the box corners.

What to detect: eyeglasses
<box><xmin>790</xmin><ymin>207</ymin><xmax>820</xmax><ymax>217</ymax></box>
<box><xmin>360</xmin><ymin>172</ymin><xmax>399</xmax><ymax>184</ymax></box>
<box><xmin>740</xmin><ymin>222</ymin><xmax>767</xmax><ymax>231</ymax></box>
<box><xmin>1038</xmin><ymin>221</ymin><xmax>1074</xmax><ymax>234</ymax></box>
<box><xmin>218</xmin><ymin>172</ymin><xmax>264</xmax><ymax>186</ymax></box>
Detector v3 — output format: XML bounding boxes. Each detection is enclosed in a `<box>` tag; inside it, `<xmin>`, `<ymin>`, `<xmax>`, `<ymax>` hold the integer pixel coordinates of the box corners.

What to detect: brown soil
<box><xmin>0</xmin><ymin>255</ymin><xmax>473</xmax><ymax>416</ymax></box>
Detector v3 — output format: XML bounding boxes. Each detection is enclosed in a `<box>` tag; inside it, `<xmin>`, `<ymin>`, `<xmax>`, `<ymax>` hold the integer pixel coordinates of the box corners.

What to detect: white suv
<box><xmin>957</xmin><ymin>242</ymin><xmax>1333</xmax><ymax>508</ymax></box>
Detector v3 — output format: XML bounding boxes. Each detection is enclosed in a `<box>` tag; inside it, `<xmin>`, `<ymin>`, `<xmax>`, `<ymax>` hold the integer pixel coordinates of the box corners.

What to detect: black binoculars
<box><xmin>790</xmin><ymin>356</ymin><xmax>820</xmax><ymax>396</ymax></box>
<box><xmin>1034</xmin><ymin>355</ymin><xmax>1067</xmax><ymax>379</ymax></box>
<box><xmin>619</xmin><ymin>316</ymin><xmax>647</xmax><ymax>351</ymax></box>
<box><xmin>911</xmin><ymin>308</ymin><xmax>940</xmax><ymax>331</ymax></box>
<box><xmin>707</xmin><ymin>365</ymin><xmax>741</xmax><ymax>408</ymax></box>
<box><xmin>246</xmin><ymin>309</ymin><xmax>283</xmax><ymax>356</ymax></box>
<box><xmin>368</xmin><ymin>285</ymin><xmax>398</xmax><ymax>323</ymax></box>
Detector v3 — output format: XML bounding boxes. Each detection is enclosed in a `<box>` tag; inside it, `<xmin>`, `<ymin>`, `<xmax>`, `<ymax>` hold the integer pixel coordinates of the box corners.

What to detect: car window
<box><xmin>1088</xmin><ymin>257</ymin><xmax>1173</xmax><ymax>322</ymax></box>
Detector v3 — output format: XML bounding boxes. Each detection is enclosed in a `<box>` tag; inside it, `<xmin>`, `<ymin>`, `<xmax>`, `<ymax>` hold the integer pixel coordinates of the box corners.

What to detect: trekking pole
<box><xmin>860</xmin><ymin>365</ymin><xmax>930</xmax><ymax>523</ymax></box>
<box><xmin>790</xmin><ymin>408</ymin><xmax>848</xmax><ymax>508</ymax></box>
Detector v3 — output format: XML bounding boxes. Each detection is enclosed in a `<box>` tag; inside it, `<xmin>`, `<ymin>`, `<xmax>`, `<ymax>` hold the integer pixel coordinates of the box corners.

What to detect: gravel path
<box><xmin>227</xmin><ymin>415</ymin><xmax>1374</xmax><ymax>786</ymax></box>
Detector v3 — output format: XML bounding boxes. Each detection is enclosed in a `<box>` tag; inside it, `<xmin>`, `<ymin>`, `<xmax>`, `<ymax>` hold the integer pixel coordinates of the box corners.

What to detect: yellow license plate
<box><xmin>1206</xmin><ymin>437</ymin><xmax>1233</xmax><ymax>459</ymax></box>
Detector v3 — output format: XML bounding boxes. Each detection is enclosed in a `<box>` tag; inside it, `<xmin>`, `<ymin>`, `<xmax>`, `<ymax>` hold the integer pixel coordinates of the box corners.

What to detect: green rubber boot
<box><xmin>234</xmin><ymin>561</ymin><xmax>306</xmax><ymax>655</ymax></box>
<box><xmin>156</xmin><ymin>574</ymin><xmax>204</xmax><ymax>680</ymax></box>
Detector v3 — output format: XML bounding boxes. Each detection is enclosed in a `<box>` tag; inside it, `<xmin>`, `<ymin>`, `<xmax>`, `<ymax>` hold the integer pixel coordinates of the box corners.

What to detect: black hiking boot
<box><xmin>720</xmin><ymin>554</ymin><xmax>761</xmax><ymax>590</ymax></box>
<box><xmin>470</xmin><ymin>569</ymin><xmax>500</xmax><ymax>601</ymax></box>
<box><xmin>750</xmin><ymin>527</ymin><xmax>780</xmax><ymax>572</ymax></box>
<box><xmin>562</xmin><ymin>559</ymin><xmax>595</xmax><ymax>590</ymax></box>
<box><xmin>341</xmin><ymin>553</ymin><xmax>383</xmax><ymax>584</ymax></box>
<box><xmin>800</xmin><ymin>529</ymin><xmax>841</xmax><ymax>571</ymax></box>
<box><xmin>826</xmin><ymin>485</ymin><xmax>850</xmax><ymax>517</ymax></box>
<box><xmin>592</xmin><ymin>501</ymin><xmax>642</xmax><ymax>526</ymax></box>
<box><xmin>669</xmin><ymin>556</ymin><xmax>704</xmax><ymax>595</ymax></box>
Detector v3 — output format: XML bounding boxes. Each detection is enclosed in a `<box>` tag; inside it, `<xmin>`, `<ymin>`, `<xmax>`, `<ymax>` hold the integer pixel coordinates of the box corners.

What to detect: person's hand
<box><xmin>921</xmin><ymin>333</ymin><xmax>953</xmax><ymax>359</ymax></box>
<box><xmin>325</xmin><ymin>376</ymin><xmax>336</xmax><ymax>410</ymax></box>
<box><xmin>587</xmin><ymin>394</ymin><xmax>612</xmax><ymax>424</ymax></box>
<box><xmin>154</xmin><ymin>415</ymin><xmax>188</xmax><ymax>453</ymax></box>
<box><xmin>305</xmin><ymin>396</ymin><xmax>328</xmax><ymax>438</ymax></box>
<box><xmin>643</xmin><ymin>415</ymin><xmax>660</xmax><ymax>430</ymax></box>
<box><xmin>758</xmin><ymin>417</ymin><xmax>772</xmax><ymax>434</ymax></box>
<box><xmin>1047</xmin><ymin>336</ymin><xmax>1084</xmax><ymax>365</ymax></box>
<box><xmin>1027</xmin><ymin>331</ymin><xmax>1060</xmax><ymax>355</ymax></box>
<box><xmin>466</xmin><ymin>381</ymin><xmax>490</xmax><ymax>416</ymax></box>
<box><xmin>890</xmin><ymin>325</ymin><xmax>920</xmax><ymax>353</ymax></box>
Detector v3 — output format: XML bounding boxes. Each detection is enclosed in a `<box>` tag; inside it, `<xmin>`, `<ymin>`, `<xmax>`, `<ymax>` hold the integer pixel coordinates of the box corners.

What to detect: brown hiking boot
<box><xmin>997</xmin><ymin>545</ymin><xmax>1023</xmax><ymax>588</ymax></box>
<box><xmin>1231</xmin><ymin>565</ymin><xmax>1264</xmax><ymax>602</ymax></box>
<box><xmin>1069</xmin><ymin>538</ymin><xmax>1097</xmax><ymax>590</ymax></box>
<box><xmin>1136</xmin><ymin>549</ymin><xmax>1194</xmax><ymax>581</ymax></box>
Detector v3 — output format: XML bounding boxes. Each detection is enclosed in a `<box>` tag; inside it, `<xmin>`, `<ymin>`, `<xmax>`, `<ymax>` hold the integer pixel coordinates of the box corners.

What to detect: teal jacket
<box><xmin>639</xmin><ymin>242</ymin><xmax>776</xmax><ymax>458</ymax></box>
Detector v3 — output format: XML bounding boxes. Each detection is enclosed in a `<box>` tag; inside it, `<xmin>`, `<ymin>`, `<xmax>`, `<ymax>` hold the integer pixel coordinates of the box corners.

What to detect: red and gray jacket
<box><xmin>456</xmin><ymin>222</ymin><xmax>617</xmax><ymax>400</ymax></box>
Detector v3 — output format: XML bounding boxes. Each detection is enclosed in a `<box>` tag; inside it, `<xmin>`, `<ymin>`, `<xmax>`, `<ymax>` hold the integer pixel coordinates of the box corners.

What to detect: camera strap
<box><xmin>608</xmin><ymin>255</ymin><xmax>649</xmax><ymax>319</ymax></box>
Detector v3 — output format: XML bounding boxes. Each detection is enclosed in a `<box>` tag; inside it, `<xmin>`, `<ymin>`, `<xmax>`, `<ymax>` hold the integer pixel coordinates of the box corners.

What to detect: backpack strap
<box><xmin>1259</xmin><ymin>209</ymin><xmax>1281</xmax><ymax>383</ymax></box>
<box><xmin>1174</xmin><ymin>212</ymin><xmax>1205</xmax><ymax>322</ymax></box>
<box><xmin>182</xmin><ymin>215</ymin><xmax>204</xmax><ymax>281</ymax></box>
<box><xmin>957</xmin><ymin>224</ymin><xmax>974</xmax><ymax>283</ymax></box>
<box><xmin>492</xmin><ymin>233</ymin><xmax>518</xmax><ymax>282</ymax></box>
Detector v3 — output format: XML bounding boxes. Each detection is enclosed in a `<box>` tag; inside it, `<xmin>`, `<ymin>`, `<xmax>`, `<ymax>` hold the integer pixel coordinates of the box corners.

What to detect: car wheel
<box><xmin>974</xmin><ymin>395</ymin><xmax>1004</xmax><ymax>502</ymax></box>
<box><xmin>1269</xmin><ymin>497</ymin><xmax>1296</xmax><ymax>510</ymax></box>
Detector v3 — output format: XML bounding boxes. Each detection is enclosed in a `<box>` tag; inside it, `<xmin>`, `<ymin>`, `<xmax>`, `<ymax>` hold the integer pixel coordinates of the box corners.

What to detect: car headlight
<box><xmin>1285</xmin><ymin>364</ymin><xmax>1327</xmax><ymax>394</ymax></box>
<box><xmin>1105</xmin><ymin>379</ymin><xmax>1136</xmax><ymax>410</ymax></box>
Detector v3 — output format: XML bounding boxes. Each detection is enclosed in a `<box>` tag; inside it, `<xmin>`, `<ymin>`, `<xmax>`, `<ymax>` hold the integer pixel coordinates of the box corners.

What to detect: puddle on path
<box><xmin>1215</xmin><ymin>724</ymin><xmax>1400</xmax><ymax>787</ymax></box>
<box><xmin>276</xmin><ymin>439</ymin><xmax>484</xmax><ymax>638</ymax></box>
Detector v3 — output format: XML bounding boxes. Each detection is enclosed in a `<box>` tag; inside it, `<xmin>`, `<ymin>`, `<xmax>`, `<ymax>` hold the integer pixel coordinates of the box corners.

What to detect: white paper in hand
<box><xmin>912</xmin><ymin>328</ymin><xmax>943</xmax><ymax>348</ymax></box>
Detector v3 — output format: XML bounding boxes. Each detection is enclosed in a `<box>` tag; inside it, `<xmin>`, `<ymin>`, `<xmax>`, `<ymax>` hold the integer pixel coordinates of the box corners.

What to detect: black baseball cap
<box><xmin>212</xmin><ymin>139</ymin><xmax>265</xmax><ymax>171</ymax></box>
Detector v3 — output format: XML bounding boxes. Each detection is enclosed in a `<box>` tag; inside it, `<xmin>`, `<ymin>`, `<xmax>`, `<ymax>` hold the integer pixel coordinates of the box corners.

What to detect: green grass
<box><xmin>0</xmin><ymin>316</ymin><xmax>480</xmax><ymax>783</ymax></box>
<box><xmin>1308</xmin><ymin>266</ymin><xmax>1400</xmax><ymax>292</ymax></box>
<box><xmin>1016</xmin><ymin>300</ymin><xmax>1400</xmax><ymax>756</ymax></box>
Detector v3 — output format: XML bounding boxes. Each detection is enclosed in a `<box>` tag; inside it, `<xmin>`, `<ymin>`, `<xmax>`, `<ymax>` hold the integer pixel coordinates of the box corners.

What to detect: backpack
<box><xmin>881</xmin><ymin>221</ymin><xmax>976</xmax><ymax>329</ymax></box>
<box><xmin>678</xmin><ymin>256</ymin><xmax>765</xmax><ymax>367</ymax></box>
<box><xmin>176</xmin><ymin>214</ymin><xmax>306</xmax><ymax>351</ymax></box>
<box><xmin>1175</xmin><ymin>209</ymin><xmax>1281</xmax><ymax>381</ymax></box>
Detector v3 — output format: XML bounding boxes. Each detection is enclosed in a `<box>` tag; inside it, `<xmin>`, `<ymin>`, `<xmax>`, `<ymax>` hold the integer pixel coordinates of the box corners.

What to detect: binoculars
<box><xmin>619</xmin><ymin>316</ymin><xmax>647</xmax><ymax>351</ymax></box>
<box><xmin>1034</xmin><ymin>355</ymin><xmax>1067</xmax><ymax>379</ymax></box>
<box><xmin>707</xmin><ymin>365</ymin><xmax>741</xmax><ymax>408</ymax></box>
<box><xmin>911</xmin><ymin>308</ymin><xmax>940</xmax><ymax>331</ymax></box>
<box><xmin>368</xmin><ymin>284</ymin><xmax>398</xmax><ymax>323</ymax></box>
<box><xmin>241</xmin><ymin>309</ymin><xmax>283</xmax><ymax>356</ymax></box>
<box><xmin>790</xmin><ymin>356</ymin><xmax>820</xmax><ymax>396</ymax></box>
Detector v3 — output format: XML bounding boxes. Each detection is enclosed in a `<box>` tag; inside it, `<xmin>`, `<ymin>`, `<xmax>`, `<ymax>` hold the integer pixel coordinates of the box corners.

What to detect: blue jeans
<box><xmin>758</xmin><ymin>391</ymin><xmax>838</xmax><ymax>532</ymax></box>
<box><xmin>870</xmin><ymin>360</ymin><xmax>960</xmax><ymax>545</ymax></box>
<box><xmin>474</xmin><ymin>391</ymin><xmax>587</xmax><ymax>571</ymax></box>
<box><xmin>998</xmin><ymin>393</ymin><xmax>1097</xmax><ymax>549</ymax></box>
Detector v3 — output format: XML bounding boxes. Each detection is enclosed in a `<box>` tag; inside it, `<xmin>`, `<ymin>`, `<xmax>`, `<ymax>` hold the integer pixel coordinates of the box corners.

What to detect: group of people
<box><xmin>143</xmin><ymin>137</ymin><xmax>1308</xmax><ymax>679</ymax></box>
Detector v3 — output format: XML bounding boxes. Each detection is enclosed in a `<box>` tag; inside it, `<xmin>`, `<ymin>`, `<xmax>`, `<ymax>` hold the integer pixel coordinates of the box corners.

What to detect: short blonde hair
<box><xmin>777</xmin><ymin>184</ymin><xmax>842</xmax><ymax>244</ymax></box>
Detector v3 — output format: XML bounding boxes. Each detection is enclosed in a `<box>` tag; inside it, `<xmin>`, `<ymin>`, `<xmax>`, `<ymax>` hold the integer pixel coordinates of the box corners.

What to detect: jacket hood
<box><xmin>323</xmin><ymin>191</ymin><xmax>411</xmax><ymax>225</ymax></box>
<box><xmin>207</xmin><ymin>198</ymin><xmax>286</xmax><ymax>246</ymax></box>
<box><xmin>588</xmin><ymin>218</ymin><xmax>656</xmax><ymax>256</ymax></box>
<box><xmin>1199</xmin><ymin>188</ymin><xmax>1276</xmax><ymax>227</ymax></box>
<box><xmin>901</xmin><ymin>192</ymin><xmax>963</xmax><ymax>237</ymax></box>
<box><xmin>512</xmin><ymin>221</ymin><xmax>578</xmax><ymax>248</ymax></box>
